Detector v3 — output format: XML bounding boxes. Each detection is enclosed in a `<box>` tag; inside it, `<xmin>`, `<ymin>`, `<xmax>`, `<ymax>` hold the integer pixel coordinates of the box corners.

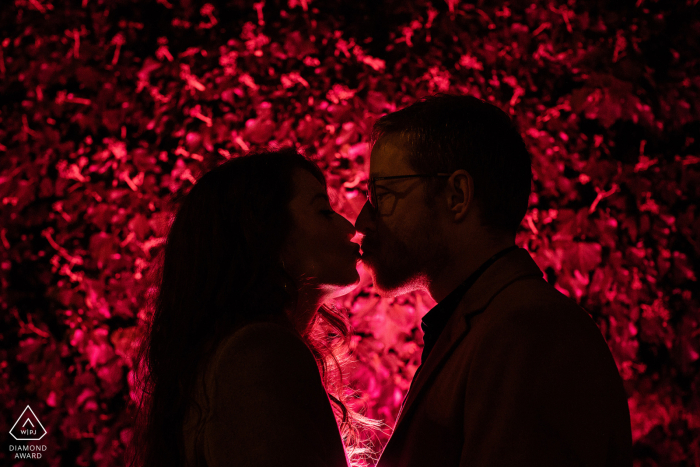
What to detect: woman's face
<box><xmin>281</xmin><ymin>168</ymin><xmax>361</xmax><ymax>300</ymax></box>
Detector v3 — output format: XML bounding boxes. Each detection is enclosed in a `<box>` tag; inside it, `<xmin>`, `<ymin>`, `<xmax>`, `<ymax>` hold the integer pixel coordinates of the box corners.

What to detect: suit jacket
<box><xmin>378</xmin><ymin>248</ymin><xmax>632</xmax><ymax>467</ymax></box>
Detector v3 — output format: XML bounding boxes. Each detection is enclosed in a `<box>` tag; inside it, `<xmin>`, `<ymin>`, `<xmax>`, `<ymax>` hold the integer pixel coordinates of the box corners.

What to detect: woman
<box><xmin>128</xmin><ymin>148</ymin><xmax>372</xmax><ymax>467</ymax></box>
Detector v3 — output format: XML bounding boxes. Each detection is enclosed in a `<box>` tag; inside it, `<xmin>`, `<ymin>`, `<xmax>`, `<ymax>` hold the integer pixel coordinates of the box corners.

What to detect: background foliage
<box><xmin>1</xmin><ymin>0</ymin><xmax>699</xmax><ymax>465</ymax></box>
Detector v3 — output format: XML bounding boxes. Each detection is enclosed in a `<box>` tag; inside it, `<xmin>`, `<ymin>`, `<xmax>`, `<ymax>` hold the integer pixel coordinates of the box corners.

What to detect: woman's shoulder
<box><xmin>219</xmin><ymin>321</ymin><xmax>308</xmax><ymax>355</ymax></box>
<box><xmin>213</xmin><ymin>320</ymin><xmax>319</xmax><ymax>381</ymax></box>
<box><xmin>203</xmin><ymin>321</ymin><xmax>348</xmax><ymax>467</ymax></box>
<box><xmin>226</xmin><ymin>319</ymin><xmax>302</xmax><ymax>342</ymax></box>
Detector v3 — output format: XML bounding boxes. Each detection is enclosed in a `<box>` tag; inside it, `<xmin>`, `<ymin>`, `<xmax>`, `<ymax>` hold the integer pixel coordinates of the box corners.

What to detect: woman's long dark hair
<box><xmin>126</xmin><ymin>148</ymin><xmax>378</xmax><ymax>467</ymax></box>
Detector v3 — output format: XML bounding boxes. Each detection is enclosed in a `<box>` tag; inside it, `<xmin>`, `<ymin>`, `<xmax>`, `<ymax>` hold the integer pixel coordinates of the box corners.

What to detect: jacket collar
<box><xmin>393</xmin><ymin>247</ymin><xmax>545</xmax><ymax>428</ymax></box>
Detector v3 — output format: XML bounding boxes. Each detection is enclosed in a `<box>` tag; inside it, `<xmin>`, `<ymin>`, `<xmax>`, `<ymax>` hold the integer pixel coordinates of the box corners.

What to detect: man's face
<box><xmin>355</xmin><ymin>133</ymin><xmax>448</xmax><ymax>296</ymax></box>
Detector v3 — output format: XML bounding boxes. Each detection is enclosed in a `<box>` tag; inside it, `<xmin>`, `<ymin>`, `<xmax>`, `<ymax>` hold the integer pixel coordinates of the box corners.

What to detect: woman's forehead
<box><xmin>292</xmin><ymin>168</ymin><xmax>327</xmax><ymax>199</ymax></box>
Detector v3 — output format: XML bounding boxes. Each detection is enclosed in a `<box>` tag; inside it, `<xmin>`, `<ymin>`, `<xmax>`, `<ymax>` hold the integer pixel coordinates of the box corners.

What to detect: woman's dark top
<box><xmin>183</xmin><ymin>321</ymin><xmax>349</xmax><ymax>467</ymax></box>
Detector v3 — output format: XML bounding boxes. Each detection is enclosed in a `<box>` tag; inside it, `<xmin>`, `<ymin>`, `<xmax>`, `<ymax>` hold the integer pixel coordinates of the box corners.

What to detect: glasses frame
<box><xmin>367</xmin><ymin>173</ymin><xmax>452</xmax><ymax>212</ymax></box>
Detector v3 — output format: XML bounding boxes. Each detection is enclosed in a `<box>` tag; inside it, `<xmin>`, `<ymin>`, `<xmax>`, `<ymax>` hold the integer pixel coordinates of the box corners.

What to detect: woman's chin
<box><xmin>322</xmin><ymin>272</ymin><xmax>361</xmax><ymax>298</ymax></box>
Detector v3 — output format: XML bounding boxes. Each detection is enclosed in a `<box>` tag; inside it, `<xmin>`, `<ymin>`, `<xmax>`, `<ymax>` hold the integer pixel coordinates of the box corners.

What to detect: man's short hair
<box><xmin>371</xmin><ymin>94</ymin><xmax>532</xmax><ymax>236</ymax></box>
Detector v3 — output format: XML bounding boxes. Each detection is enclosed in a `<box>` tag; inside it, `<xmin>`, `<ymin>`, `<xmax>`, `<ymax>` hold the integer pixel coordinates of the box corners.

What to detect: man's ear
<box><xmin>445</xmin><ymin>170</ymin><xmax>473</xmax><ymax>221</ymax></box>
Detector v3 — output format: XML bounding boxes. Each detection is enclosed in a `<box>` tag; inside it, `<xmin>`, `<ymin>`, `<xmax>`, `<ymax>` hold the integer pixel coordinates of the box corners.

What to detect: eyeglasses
<box><xmin>367</xmin><ymin>173</ymin><xmax>451</xmax><ymax>215</ymax></box>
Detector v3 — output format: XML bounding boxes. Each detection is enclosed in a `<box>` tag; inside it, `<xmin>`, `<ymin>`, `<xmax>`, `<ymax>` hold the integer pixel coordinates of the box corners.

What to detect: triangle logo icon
<box><xmin>9</xmin><ymin>406</ymin><xmax>47</xmax><ymax>441</ymax></box>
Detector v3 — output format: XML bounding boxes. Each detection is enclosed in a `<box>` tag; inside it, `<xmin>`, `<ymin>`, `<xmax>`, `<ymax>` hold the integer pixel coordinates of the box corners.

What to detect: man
<box><xmin>355</xmin><ymin>94</ymin><xmax>632</xmax><ymax>467</ymax></box>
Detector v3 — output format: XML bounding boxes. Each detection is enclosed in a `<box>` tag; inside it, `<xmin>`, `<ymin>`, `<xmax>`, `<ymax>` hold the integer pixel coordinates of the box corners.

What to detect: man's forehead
<box><xmin>370</xmin><ymin>133</ymin><xmax>412</xmax><ymax>176</ymax></box>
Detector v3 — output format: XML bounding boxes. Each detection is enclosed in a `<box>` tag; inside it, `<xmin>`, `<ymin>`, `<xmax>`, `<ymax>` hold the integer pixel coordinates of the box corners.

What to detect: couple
<box><xmin>130</xmin><ymin>95</ymin><xmax>633</xmax><ymax>467</ymax></box>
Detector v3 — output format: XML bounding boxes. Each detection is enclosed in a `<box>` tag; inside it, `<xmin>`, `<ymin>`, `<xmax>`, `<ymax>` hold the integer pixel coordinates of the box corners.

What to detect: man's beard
<box><xmin>364</xmin><ymin>227</ymin><xmax>446</xmax><ymax>298</ymax></box>
<box><xmin>367</xmin><ymin>242</ymin><xmax>420</xmax><ymax>297</ymax></box>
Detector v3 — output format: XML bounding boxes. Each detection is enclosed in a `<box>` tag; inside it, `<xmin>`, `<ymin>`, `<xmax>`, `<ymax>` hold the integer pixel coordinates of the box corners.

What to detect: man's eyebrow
<box><xmin>309</xmin><ymin>193</ymin><xmax>330</xmax><ymax>204</ymax></box>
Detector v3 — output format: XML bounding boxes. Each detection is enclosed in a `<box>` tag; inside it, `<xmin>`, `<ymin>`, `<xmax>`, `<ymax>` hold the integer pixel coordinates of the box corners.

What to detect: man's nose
<box><xmin>354</xmin><ymin>199</ymin><xmax>375</xmax><ymax>234</ymax></box>
<box><xmin>338</xmin><ymin>213</ymin><xmax>357</xmax><ymax>240</ymax></box>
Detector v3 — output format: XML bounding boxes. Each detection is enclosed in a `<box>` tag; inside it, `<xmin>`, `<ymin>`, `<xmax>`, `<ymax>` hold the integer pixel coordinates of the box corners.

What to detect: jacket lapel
<box><xmin>392</xmin><ymin>248</ymin><xmax>545</xmax><ymax>428</ymax></box>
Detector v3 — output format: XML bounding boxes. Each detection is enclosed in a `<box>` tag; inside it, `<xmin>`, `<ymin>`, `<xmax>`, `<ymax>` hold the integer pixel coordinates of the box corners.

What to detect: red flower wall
<box><xmin>1</xmin><ymin>0</ymin><xmax>699</xmax><ymax>466</ymax></box>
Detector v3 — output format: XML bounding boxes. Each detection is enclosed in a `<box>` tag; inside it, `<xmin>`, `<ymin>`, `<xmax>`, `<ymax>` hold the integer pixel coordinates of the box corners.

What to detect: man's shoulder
<box><xmin>489</xmin><ymin>274</ymin><xmax>593</xmax><ymax>320</ymax></box>
<box><xmin>461</xmin><ymin>275</ymin><xmax>623</xmax><ymax>392</ymax></box>
<box><xmin>467</xmin><ymin>275</ymin><xmax>607</xmax><ymax>350</ymax></box>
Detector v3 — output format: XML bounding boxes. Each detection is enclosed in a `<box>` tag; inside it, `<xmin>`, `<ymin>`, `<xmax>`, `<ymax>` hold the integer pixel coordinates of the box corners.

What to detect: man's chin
<box><xmin>364</xmin><ymin>263</ymin><xmax>422</xmax><ymax>298</ymax></box>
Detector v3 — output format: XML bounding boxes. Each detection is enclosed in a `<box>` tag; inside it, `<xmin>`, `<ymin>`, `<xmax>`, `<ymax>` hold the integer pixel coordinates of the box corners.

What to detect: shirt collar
<box><xmin>421</xmin><ymin>279</ymin><xmax>466</xmax><ymax>334</ymax></box>
<box><xmin>420</xmin><ymin>245</ymin><xmax>519</xmax><ymax>359</ymax></box>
